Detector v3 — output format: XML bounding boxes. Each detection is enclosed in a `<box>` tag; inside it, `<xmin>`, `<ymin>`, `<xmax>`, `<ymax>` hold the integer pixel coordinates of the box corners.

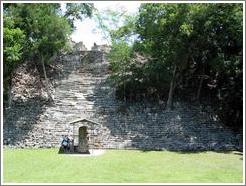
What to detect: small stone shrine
<box><xmin>68</xmin><ymin>118</ymin><xmax>100</xmax><ymax>153</ymax></box>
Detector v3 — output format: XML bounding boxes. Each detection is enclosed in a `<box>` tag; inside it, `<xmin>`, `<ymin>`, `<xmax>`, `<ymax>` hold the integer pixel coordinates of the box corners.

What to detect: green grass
<box><xmin>3</xmin><ymin>148</ymin><xmax>243</xmax><ymax>183</ymax></box>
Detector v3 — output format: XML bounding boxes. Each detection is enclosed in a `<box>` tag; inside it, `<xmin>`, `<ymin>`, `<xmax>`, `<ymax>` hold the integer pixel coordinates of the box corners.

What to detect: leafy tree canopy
<box><xmin>99</xmin><ymin>3</ymin><xmax>243</xmax><ymax>130</ymax></box>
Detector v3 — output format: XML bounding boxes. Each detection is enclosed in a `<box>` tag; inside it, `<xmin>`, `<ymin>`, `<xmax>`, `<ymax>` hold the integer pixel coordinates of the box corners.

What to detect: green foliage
<box><xmin>107</xmin><ymin>40</ymin><xmax>134</xmax><ymax>99</ymax></box>
<box><xmin>3</xmin><ymin>13</ymin><xmax>26</xmax><ymax>103</ymax></box>
<box><xmin>9</xmin><ymin>4</ymin><xmax>71</xmax><ymax>61</ymax></box>
<box><xmin>65</xmin><ymin>3</ymin><xmax>94</xmax><ymax>30</ymax></box>
<box><xmin>3</xmin><ymin>22</ymin><xmax>25</xmax><ymax>77</ymax></box>
<box><xmin>3</xmin><ymin>2</ymin><xmax>94</xmax><ymax>66</ymax></box>
<box><xmin>102</xmin><ymin>3</ymin><xmax>243</xmax><ymax>130</ymax></box>
<box><xmin>108</xmin><ymin>41</ymin><xmax>132</xmax><ymax>71</ymax></box>
<box><xmin>110</xmin><ymin>14</ymin><xmax>138</xmax><ymax>43</ymax></box>
<box><xmin>94</xmin><ymin>8</ymin><xmax>138</xmax><ymax>44</ymax></box>
<box><xmin>3</xmin><ymin>3</ymin><xmax>94</xmax><ymax>103</ymax></box>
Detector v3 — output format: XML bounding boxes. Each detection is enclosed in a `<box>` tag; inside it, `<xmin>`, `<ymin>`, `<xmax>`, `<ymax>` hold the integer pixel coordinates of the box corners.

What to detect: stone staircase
<box><xmin>3</xmin><ymin>51</ymin><xmax>241</xmax><ymax>151</ymax></box>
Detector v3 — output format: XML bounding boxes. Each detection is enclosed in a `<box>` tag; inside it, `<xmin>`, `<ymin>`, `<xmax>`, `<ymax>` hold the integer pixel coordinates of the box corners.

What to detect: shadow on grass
<box><xmin>139</xmin><ymin>148</ymin><xmax>243</xmax><ymax>156</ymax></box>
<box><xmin>173</xmin><ymin>150</ymin><xmax>243</xmax><ymax>155</ymax></box>
<box><xmin>57</xmin><ymin>146</ymin><xmax>90</xmax><ymax>155</ymax></box>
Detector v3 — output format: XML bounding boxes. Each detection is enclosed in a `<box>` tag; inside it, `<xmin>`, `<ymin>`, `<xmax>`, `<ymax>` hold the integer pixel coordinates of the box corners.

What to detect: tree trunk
<box><xmin>196</xmin><ymin>77</ymin><xmax>204</xmax><ymax>102</ymax></box>
<box><xmin>7</xmin><ymin>75</ymin><xmax>12</xmax><ymax>108</ymax></box>
<box><xmin>166</xmin><ymin>65</ymin><xmax>177</xmax><ymax>110</ymax></box>
<box><xmin>41</xmin><ymin>55</ymin><xmax>52</xmax><ymax>101</ymax></box>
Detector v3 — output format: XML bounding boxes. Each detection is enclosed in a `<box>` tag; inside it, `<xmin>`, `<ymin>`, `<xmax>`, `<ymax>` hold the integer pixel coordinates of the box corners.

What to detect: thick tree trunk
<box><xmin>41</xmin><ymin>55</ymin><xmax>52</xmax><ymax>101</ymax></box>
<box><xmin>166</xmin><ymin>65</ymin><xmax>177</xmax><ymax>110</ymax></box>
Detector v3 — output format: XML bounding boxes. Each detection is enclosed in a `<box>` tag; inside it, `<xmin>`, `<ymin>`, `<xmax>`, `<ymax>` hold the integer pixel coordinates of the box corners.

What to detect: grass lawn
<box><xmin>3</xmin><ymin>148</ymin><xmax>243</xmax><ymax>183</ymax></box>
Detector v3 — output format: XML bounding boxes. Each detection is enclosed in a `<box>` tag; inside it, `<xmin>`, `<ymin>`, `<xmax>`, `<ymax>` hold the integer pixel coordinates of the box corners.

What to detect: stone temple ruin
<box><xmin>69</xmin><ymin>40</ymin><xmax>87</xmax><ymax>52</ymax></box>
<box><xmin>91</xmin><ymin>42</ymin><xmax>111</xmax><ymax>53</ymax></box>
<box><xmin>3</xmin><ymin>41</ymin><xmax>242</xmax><ymax>152</ymax></box>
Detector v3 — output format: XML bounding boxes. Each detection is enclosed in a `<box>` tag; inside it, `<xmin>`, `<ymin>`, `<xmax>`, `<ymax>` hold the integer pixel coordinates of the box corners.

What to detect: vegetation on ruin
<box><xmin>3</xmin><ymin>148</ymin><xmax>243</xmax><ymax>183</ymax></box>
<box><xmin>96</xmin><ymin>4</ymin><xmax>243</xmax><ymax>131</ymax></box>
<box><xmin>3</xmin><ymin>3</ymin><xmax>94</xmax><ymax>103</ymax></box>
<box><xmin>3</xmin><ymin>3</ymin><xmax>243</xmax><ymax>130</ymax></box>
